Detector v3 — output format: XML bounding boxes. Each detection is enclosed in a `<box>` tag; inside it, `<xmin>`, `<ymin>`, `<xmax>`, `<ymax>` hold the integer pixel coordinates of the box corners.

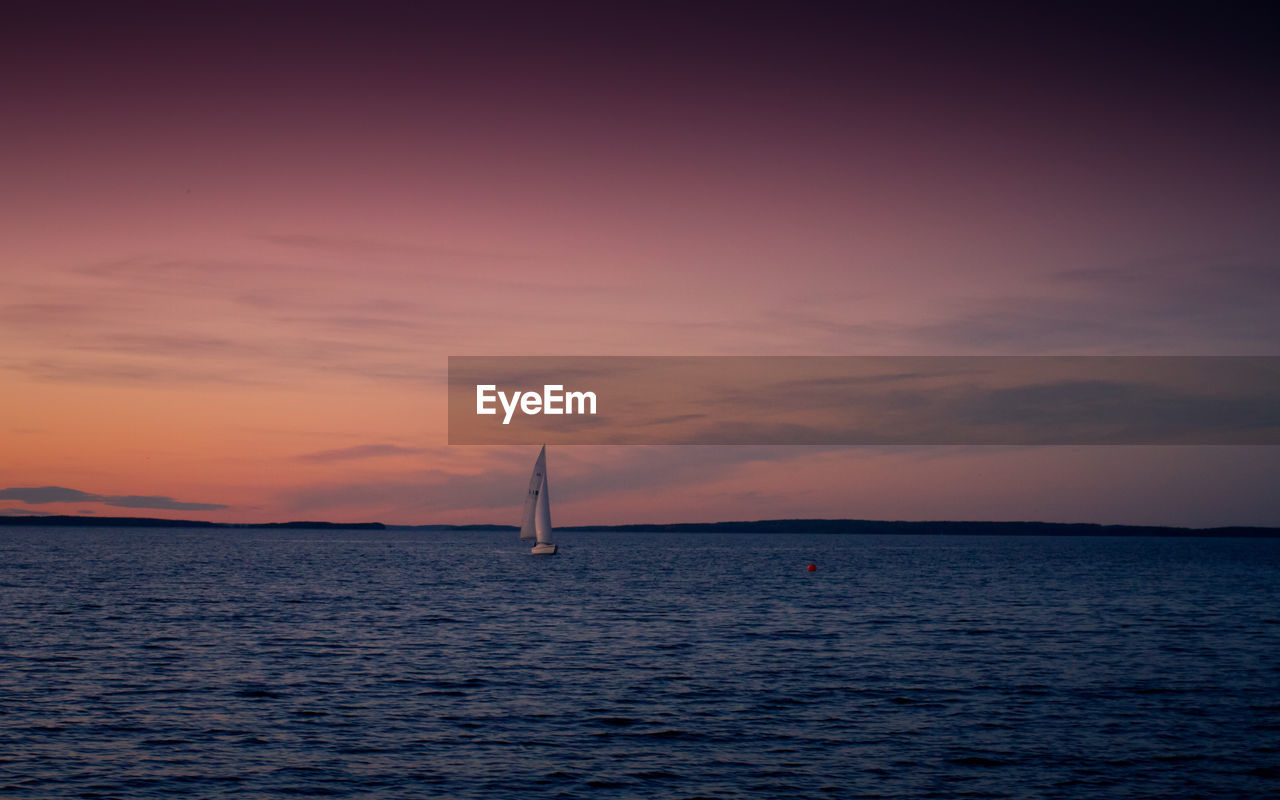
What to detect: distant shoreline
<box><xmin>1</xmin><ymin>514</ymin><xmax>1277</xmax><ymax>537</ymax></box>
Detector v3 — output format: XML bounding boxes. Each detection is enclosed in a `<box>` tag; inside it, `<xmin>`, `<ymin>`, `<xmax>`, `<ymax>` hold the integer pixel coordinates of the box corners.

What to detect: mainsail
<box><xmin>524</xmin><ymin>445</ymin><xmax>557</xmax><ymax>555</ymax></box>
<box><xmin>534</xmin><ymin>471</ymin><xmax>552</xmax><ymax>546</ymax></box>
<box><xmin>519</xmin><ymin>445</ymin><xmax>545</xmax><ymax>540</ymax></box>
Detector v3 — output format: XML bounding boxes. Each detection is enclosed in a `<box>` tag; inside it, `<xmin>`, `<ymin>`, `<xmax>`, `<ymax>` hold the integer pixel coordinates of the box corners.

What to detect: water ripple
<box><xmin>1</xmin><ymin>528</ymin><xmax>1278</xmax><ymax>798</ymax></box>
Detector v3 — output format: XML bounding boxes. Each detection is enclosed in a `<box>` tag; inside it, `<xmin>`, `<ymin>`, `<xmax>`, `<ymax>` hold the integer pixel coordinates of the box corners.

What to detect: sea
<box><xmin>1</xmin><ymin>527</ymin><xmax>1278</xmax><ymax>799</ymax></box>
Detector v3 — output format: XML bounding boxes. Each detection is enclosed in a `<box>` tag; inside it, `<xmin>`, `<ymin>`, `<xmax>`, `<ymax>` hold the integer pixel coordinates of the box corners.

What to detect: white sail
<box><xmin>534</xmin><ymin>473</ymin><xmax>552</xmax><ymax>545</ymax></box>
<box><xmin>518</xmin><ymin>445</ymin><xmax>545</xmax><ymax>540</ymax></box>
<box><xmin>528</xmin><ymin>445</ymin><xmax>557</xmax><ymax>555</ymax></box>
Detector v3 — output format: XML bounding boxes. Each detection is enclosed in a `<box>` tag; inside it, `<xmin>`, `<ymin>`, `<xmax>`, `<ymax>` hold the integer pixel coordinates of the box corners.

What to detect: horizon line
<box><xmin>1</xmin><ymin>514</ymin><xmax>1277</xmax><ymax>537</ymax></box>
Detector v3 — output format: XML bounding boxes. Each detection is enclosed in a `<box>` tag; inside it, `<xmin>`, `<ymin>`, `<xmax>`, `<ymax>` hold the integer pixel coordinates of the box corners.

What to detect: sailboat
<box><xmin>521</xmin><ymin>445</ymin><xmax>557</xmax><ymax>555</ymax></box>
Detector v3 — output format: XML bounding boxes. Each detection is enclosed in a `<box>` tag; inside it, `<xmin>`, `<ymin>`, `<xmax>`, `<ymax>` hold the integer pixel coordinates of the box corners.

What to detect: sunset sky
<box><xmin>3</xmin><ymin>2</ymin><xmax>1278</xmax><ymax>526</ymax></box>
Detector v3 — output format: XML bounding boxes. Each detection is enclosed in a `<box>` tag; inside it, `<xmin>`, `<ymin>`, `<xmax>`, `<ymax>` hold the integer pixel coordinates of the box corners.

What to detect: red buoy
<box><xmin>807</xmin><ymin>564</ymin><xmax>817</xmax><ymax>571</ymax></box>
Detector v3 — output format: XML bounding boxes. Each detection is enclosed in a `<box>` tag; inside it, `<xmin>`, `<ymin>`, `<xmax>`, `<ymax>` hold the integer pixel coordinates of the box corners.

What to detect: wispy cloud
<box><xmin>257</xmin><ymin>232</ymin><xmax>523</xmax><ymax>264</ymax></box>
<box><xmin>762</xmin><ymin>255</ymin><xmax>1280</xmax><ymax>356</ymax></box>
<box><xmin>277</xmin><ymin>445</ymin><xmax>827</xmax><ymax>516</ymax></box>
<box><xmin>100</xmin><ymin>495</ymin><xmax>227</xmax><ymax>511</ymax></box>
<box><xmin>0</xmin><ymin>252</ymin><xmax>454</xmax><ymax>387</ymax></box>
<box><xmin>0</xmin><ymin>487</ymin><xmax>100</xmax><ymax>503</ymax></box>
<box><xmin>0</xmin><ymin>486</ymin><xmax>227</xmax><ymax>510</ymax></box>
<box><xmin>925</xmin><ymin>257</ymin><xmax>1280</xmax><ymax>354</ymax></box>
<box><xmin>298</xmin><ymin>443</ymin><xmax>428</xmax><ymax>462</ymax></box>
<box><xmin>1</xmin><ymin>357</ymin><xmax>267</xmax><ymax>386</ymax></box>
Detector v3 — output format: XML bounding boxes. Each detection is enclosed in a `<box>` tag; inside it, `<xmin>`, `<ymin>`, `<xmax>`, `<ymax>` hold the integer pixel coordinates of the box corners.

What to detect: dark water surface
<box><xmin>2</xmin><ymin>528</ymin><xmax>1278</xmax><ymax>798</ymax></box>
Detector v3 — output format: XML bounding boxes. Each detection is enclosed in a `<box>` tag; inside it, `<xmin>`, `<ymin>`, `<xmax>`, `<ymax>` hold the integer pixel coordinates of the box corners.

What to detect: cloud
<box><xmin>0</xmin><ymin>487</ymin><xmax>99</xmax><ymax>503</ymax></box>
<box><xmin>99</xmin><ymin>495</ymin><xmax>228</xmax><ymax>511</ymax></box>
<box><xmin>0</xmin><ymin>507</ymin><xmax>53</xmax><ymax>516</ymax></box>
<box><xmin>277</xmin><ymin>445</ymin><xmax>829</xmax><ymax>516</ymax></box>
<box><xmin>763</xmin><ymin>255</ymin><xmax>1280</xmax><ymax>356</ymax></box>
<box><xmin>927</xmin><ymin>257</ymin><xmax>1280</xmax><ymax>354</ymax></box>
<box><xmin>707</xmin><ymin>371</ymin><xmax>1280</xmax><ymax>445</ymax></box>
<box><xmin>0</xmin><ymin>486</ymin><xmax>227</xmax><ymax>510</ymax></box>
<box><xmin>908</xmin><ymin>306</ymin><xmax>1158</xmax><ymax>353</ymax></box>
<box><xmin>1</xmin><ymin>357</ymin><xmax>267</xmax><ymax>386</ymax></box>
<box><xmin>1</xmin><ymin>254</ymin><xmax>451</xmax><ymax>387</ymax></box>
<box><xmin>280</xmin><ymin>475</ymin><xmax>496</xmax><ymax>516</ymax></box>
<box><xmin>298</xmin><ymin>443</ymin><xmax>428</xmax><ymax>462</ymax></box>
<box><xmin>257</xmin><ymin>233</ymin><xmax>519</xmax><ymax>263</ymax></box>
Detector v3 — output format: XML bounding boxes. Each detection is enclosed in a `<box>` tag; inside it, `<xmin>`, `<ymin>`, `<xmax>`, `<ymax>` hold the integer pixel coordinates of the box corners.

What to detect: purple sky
<box><xmin>2</xmin><ymin>2</ymin><xmax>1279</xmax><ymax>525</ymax></box>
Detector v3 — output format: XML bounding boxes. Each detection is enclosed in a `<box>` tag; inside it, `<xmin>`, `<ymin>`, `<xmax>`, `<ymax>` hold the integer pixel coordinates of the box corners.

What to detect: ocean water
<box><xmin>1</xmin><ymin>528</ymin><xmax>1278</xmax><ymax>799</ymax></box>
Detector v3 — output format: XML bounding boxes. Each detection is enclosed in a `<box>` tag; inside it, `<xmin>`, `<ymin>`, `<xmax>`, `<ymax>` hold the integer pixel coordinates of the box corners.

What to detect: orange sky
<box><xmin>3</xmin><ymin>3</ymin><xmax>1279</xmax><ymax>526</ymax></box>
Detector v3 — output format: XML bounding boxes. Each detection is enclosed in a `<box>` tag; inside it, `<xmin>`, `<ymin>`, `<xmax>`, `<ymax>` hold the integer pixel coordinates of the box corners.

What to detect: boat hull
<box><xmin>530</xmin><ymin>542</ymin><xmax>557</xmax><ymax>555</ymax></box>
